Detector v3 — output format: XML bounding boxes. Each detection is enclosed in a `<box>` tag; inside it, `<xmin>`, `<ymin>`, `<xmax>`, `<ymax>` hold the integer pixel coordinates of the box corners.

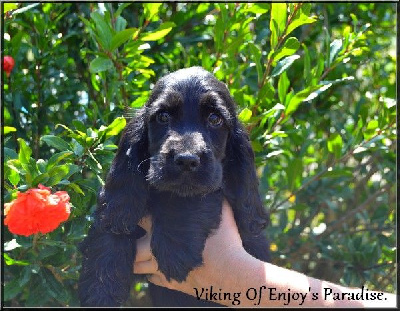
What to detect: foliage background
<box><xmin>2</xmin><ymin>2</ymin><xmax>396</xmax><ymax>307</ymax></box>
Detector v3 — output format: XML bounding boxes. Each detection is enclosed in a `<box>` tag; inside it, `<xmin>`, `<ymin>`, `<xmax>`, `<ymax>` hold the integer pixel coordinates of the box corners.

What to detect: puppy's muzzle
<box><xmin>162</xmin><ymin>131</ymin><xmax>210</xmax><ymax>171</ymax></box>
<box><xmin>174</xmin><ymin>152</ymin><xmax>201</xmax><ymax>172</ymax></box>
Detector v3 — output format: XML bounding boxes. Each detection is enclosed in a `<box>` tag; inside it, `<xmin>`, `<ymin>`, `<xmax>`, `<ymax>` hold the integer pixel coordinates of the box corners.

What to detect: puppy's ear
<box><xmin>95</xmin><ymin>108</ymin><xmax>149</xmax><ymax>234</ymax></box>
<box><xmin>223</xmin><ymin>122</ymin><xmax>269</xmax><ymax>236</ymax></box>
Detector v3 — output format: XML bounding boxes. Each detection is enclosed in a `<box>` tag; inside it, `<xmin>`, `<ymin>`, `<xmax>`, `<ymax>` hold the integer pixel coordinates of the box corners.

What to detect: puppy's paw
<box><xmin>151</xmin><ymin>232</ymin><xmax>204</xmax><ymax>282</ymax></box>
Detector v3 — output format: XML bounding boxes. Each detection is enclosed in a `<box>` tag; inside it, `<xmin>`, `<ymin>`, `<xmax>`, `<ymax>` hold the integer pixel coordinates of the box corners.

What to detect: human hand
<box><xmin>133</xmin><ymin>199</ymin><xmax>251</xmax><ymax>297</ymax></box>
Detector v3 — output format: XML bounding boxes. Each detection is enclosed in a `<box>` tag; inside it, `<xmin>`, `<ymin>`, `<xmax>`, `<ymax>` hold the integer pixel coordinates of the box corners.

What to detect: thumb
<box><xmin>138</xmin><ymin>215</ymin><xmax>152</xmax><ymax>233</ymax></box>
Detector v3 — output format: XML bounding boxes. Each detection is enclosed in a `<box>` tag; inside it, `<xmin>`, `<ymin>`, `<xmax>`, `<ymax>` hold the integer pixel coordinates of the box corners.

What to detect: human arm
<box><xmin>134</xmin><ymin>200</ymin><xmax>396</xmax><ymax>307</ymax></box>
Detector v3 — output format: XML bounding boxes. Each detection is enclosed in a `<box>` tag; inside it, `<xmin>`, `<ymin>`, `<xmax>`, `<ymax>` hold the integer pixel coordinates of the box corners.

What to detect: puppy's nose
<box><xmin>174</xmin><ymin>153</ymin><xmax>200</xmax><ymax>171</ymax></box>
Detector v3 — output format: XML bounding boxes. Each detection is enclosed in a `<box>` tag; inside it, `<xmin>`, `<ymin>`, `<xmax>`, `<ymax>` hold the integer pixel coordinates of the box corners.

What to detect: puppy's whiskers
<box><xmin>137</xmin><ymin>158</ymin><xmax>151</xmax><ymax>173</ymax></box>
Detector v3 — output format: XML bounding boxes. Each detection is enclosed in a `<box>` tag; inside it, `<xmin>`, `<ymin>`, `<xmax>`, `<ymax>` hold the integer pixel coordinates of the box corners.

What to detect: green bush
<box><xmin>3</xmin><ymin>2</ymin><xmax>396</xmax><ymax>307</ymax></box>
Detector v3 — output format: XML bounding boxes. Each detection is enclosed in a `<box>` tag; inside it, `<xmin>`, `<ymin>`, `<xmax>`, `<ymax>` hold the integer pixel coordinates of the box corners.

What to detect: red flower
<box><xmin>3</xmin><ymin>56</ymin><xmax>15</xmax><ymax>77</ymax></box>
<box><xmin>4</xmin><ymin>184</ymin><xmax>71</xmax><ymax>236</ymax></box>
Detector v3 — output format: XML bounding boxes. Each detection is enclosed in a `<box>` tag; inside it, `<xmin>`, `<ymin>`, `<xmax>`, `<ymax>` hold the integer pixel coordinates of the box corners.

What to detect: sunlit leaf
<box><xmin>273</xmin><ymin>37</ymin><xmax>300</xmax><ymax>64</ymax></box>
<box><xmin>141</xmin><ymin>22</ymin><xmax>175</xmax><ymax>41</ymax></box>
<box><xmin>4</xmin><ymin>3</ymin><xmax>18</xmax><ymax>13</ymax></box>
<box><xmin>329</xmin><ymin>39</ymin><xmax>343</xmax><ymax>64</ymax></box>
<box><xmin>105</xmin><ymin>117</ymin><xmax>127</xmax><ymax>138</ymax></box>
<box><xmin>245</xmin><ymin>3</ymin><xmax>269</xmax><ymax>15</ymax></box>
<box><xmin>327</xmin><ymin>133</ymin><xmax>343</xmax><ymax>159</ymax></box>
<box><xmin>271</xmin><ymin>55</ymin><xmax>300</xmax><ymax>77</ymax></box>
<box><xmin>278</xmin><ymin>71</ymin><xmax>290</xmax><ymax>104</ymax></box>
<box><xmin>238</xmin><ymin>108</ymin><xmax>252</xmax><ymax>123</ymax></box>
<box><xmin>286</xmin><ymin>7</ymin><xmax>316</xmax><ymax>36</ymax></box>
<box><xmin>17</xmin><ymin>138</ymin><xmax>32</xmax><ymax>166</ymax></box>
<box><xmin>4</xmin><ymin>126</ymin><xmax>17</xmax><ymax>134</ymax></box>
<box><xmin>143</xmin><ymin>3</ymin><xmax>162</xmax><ymax>21</ymax></box>
<box><xmin>270</xmin><ymin>3</ymin><xmax>287</xmax><ymax>37</ymax></box>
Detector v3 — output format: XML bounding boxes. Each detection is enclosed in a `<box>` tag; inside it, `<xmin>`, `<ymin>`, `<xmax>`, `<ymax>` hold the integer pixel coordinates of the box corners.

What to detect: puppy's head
<box><xmin>143</xmin><ymin>67</ymin><xmax>236</xmax><ymax>197</ymax></box>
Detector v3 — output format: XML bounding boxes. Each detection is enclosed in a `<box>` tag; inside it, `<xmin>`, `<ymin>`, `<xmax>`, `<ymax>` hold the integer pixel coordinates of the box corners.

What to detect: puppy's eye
<box><xmin>207</xmin><ymin>113</ymin><xmax>223</xmax><ymax>128</ymax></box>
<box><xmin>156</xmin><ymin>111</ymin><xmax>170</xmax><ymax>124</ymax></box>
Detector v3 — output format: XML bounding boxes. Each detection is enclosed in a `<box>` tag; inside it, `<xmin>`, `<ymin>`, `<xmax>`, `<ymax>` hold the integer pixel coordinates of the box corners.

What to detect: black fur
<box><xmin>78</xmin><ymin>67</ymin><xmax>270</xmax><ymax>307</ymax></box>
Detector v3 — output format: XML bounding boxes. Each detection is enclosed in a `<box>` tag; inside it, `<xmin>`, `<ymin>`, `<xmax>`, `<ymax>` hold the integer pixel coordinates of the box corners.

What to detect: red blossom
<box><xmin>4</xmin><ymin>184</ymin><xmax>71</xmax><ymax>236</ymax></box>
<box><xmin>3</xmin><ymin>56</ymin><xmax>15</xmax><ymax>77</ymax></box>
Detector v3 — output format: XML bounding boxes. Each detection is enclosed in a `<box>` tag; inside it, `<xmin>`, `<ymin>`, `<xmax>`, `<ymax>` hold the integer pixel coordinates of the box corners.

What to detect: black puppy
<box><xmin>78</xmin><ymin>67</ymin><xmax>270</xmax><ymax>307</ymax></box>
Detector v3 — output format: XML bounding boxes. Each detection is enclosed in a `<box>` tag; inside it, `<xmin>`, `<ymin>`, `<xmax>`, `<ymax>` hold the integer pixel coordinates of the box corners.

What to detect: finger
<box><xmin>135</xmin><ymin>234</ymin><xmax>152</xmax><ymax>263</ymax></box>
<box><xmin>138</xmin><ymin>215</ymin><xmax>152</xmax><ymax>232</ymax></box>
<box><xmin>221</xmin><ymin>199</ymin><xmax>239</xmax><ymax>232</ymax></box>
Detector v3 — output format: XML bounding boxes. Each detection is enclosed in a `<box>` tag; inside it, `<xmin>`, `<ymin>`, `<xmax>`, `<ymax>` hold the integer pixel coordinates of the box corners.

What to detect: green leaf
<box><xmin>366</xmin><ymin>119</ymin><xmax>379</xmax><ymax>131</ymax></box>
<box><xmin>32</xmin><ymin>172</ymin><xmax>50</xmax><ymax>186</ymax></box>
<box><xmin>273</xmin><ymin>37</ymin><xmax>300</xmax><ymax>64</ymax></box>
<box><xmin>141</xmin><ymin>22</ymin><xmax>175</xmax><ymax>41</ymax></box>
<box><xmin>72</xmin><ymin>119</ymin><xmax>86</xmax><ymax>132</ymax></box>
<box><xmin>219</xmin><ymin>3</ymin><xmax>229</xmax><ymax>26</ymax></box>
<box><xmin>3</xmin><ymin>253</ymin><xmax>30</xmax><ymax>266</ymax></box>
<box><xmin>42</xmin><ymin>268</ymin><xmax>69</xmax><ymax>303</ymax></box>
<box><xmin>72</xmin><ymin>139</ymin><xmax>84</xmax><ymax>156</ymax></box>
<box><xmin>324</xmin><ymin>27</ymin><xmax>331</xmax><ymax>68</ymax></box>
<box><xmin>143</xmin><ymin>3</ymin><xmax>162</xmax><ymax>21</ymax></box>
<box><xmin>89</xmin><ymin>57</ymin><xmax>114</xmax><ymax>73</ymax></box>
<box><xmin>115</xmin><ymin>16</ymin><xmax>128</xmax><ymax>32</ymax></box>
<box><xmin>323</xmin><ymin>168</ymin><xmax>353</xmax><ymax>178</ymax></box>
<box><xmin>4</xmin><ymin>147</ymin><xmax>18</xmax><ymax>161</ymax></box>
<box><xmin>245</xmin><ymin>3</ymin><xmax>269</xmax><ymax>15</ymax></box>
<box><xmin>248</xmin><ymin>43</ymin><xmax>263</xmax><ymax>84</ymax></box>
<box><xmin>46</xmin><ymin>165</ymin><xmax>70</xmax><ymax>186</ymax></box>
<box><xmin>303</xmin><ymin>44</ymin><xmax>311</xmax><ymax>86</ymax></box>
<box><xmin>270</xmin><ymin>55</ymin><xmax>300</xmax><ymax>78</ymax></box>
<box><xmin>131</xmin><ymin>95</ymin><xmax>148</xmax><ymax>108</ymax></box>
<box><xmin>4</xmin><ymin>278</ymin><xmax>21</xmax><ymax>301</ymax></box>
<box><xmin>316</xmin><ymin>53</ymin><xmax>325</xmax><ymax>79</ymax></box>
<box><xmin>214</xmin><ymin>16</ymin><xmax>224</xmax><ymax>52</ymax></box>
<box><xmin>327</xmin><ymin>133</ymin><xmax>343</xmax><ymax>159</ymax></box>
<box><xmin>110</xmin><ymin>28</ymin><xmax>138</xmax><ymax>51</ymax></box>
<box><xmin>4</xmin><ymin>126</ymin><xmax>17</xmax><ymax>134</ymax></box>
<box><xmin>4</xmin><ymin>3</ymin><xmax>18</xmax><ymax>13</ymax></box>
<box><xmin>270</xmin><ymin>3</ymin><xmax>287</xmax><ymax>37</ymax></box>
<box><xmin>286</xmin><ymin>8</ymin><xmax>316</xmax><ymax>36</ymax></box>
<box><xmin>285</xmin><ymin>85</ymin><xmax>322</xmax><ymax>115</ymax></box>
<box><xmin>269</xmin><ymin>19</ymin><xmax>279</xmax><ymax>48</ymax></box>
<box><xmin>65</xmin><ymin>164</ymin><xmax>80</xmax><ymax>179</ymax></box>
<box><xmin>67</xmin><ymin>183</ymin><xmax>85</xmax><ymax>196</ymax></box>
<box><xmin>104</xmin><ymin>117</ymin><xmax>127</xmax><ymax>138</ymax></box>
<box><xmin>47</xmin><ymin>151</ymin><xmax>74</xmax><ymax>169</ymax></box>
<box><xmin>17</xmin><ymin>138</ymin><xmax>32</xmax><ymax>166</ymax></box>
<box><xmin>258</xmin><ymin>81</ymin><xmax>275</xmax><ymax>102</ymax></box>
<box><xmin>8</xmin><ymin>166</ymin><xmax>21</xmax><ymax>186</ymax></box>
<box><xmin>284</xmin><ymin>77</ymin><xmax>353</xmax><ymax>116</ymax></box>
<box><xmin>329</xmin><ymin>39</ymin><xmax>343</xmax><ymax>64</ymax></box>
<box><xmin>286</xmin><ymin>158</ymin><xmax>303</xmax><ymax>191</ymax></box>
<box><xmin>238</xmin><ymin>108</ymin><xmax>252</xmax><ymax>123</ymax></box>
<box><xmin>90</xmin><ymin>12</ymin><xmax>113</xmax><ymax>50</ymax></box>
<box><xmin>46</xmin><ymin>164</ymin><xmax>81</xmax><ymax>187</ymax></box>
<box><xmin>278</xmin><ymin>71</ymin><xmax>290</xmax><ymax>104</ymax></box>
<box><xmin>19</xmin><ymin>266</ymin><xmax>32</xmax><ymax>287</ymax></box>
<box><xmin>41</xmin><ymin>135</ymin><xmax>71</xmax><ymax>151</ymax></box>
